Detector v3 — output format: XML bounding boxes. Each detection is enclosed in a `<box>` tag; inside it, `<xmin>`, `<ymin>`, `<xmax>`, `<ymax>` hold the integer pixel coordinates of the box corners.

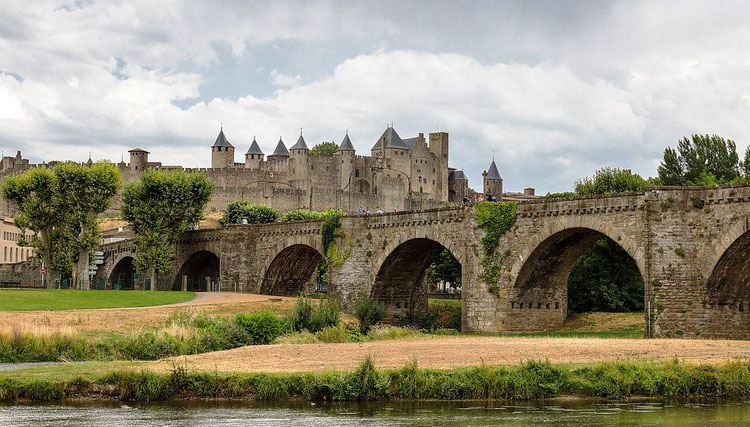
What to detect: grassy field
<box><xmin>0</xmin><ymin>289</ymin><xmax>195</xmax><ymax>311</ymax></box>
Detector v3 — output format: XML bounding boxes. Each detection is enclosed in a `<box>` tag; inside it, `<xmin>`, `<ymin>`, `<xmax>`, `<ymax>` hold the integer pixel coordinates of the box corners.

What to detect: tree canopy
<box><xmin>574</xmin><ymin>167</ymin><xmax>647</xmax><ymax>195</ymax></box>
<box><xmin>2</xmin><ymin>162</ymin><xmax>121</xmax><ymax>286</ymax></box>
<box><xmin>568</xmin><ymin>238</ymin><xmax>644</xmax><ymax>313</ymax></box>
<box><xmin>309</xmin><ymin>141</ymin><xmax>338</xmax><ymax>157</ymax></box>
<box><xmin>658</xmin><ymin>134</ymin><xmax>742</xmax><ymax>185</ymax></box>
<box><xmin>122</xmin><ymin>170</ymin><xmax>213</xmax><ymax>289</ymax></box>
<box><xmin>427</xmin><ymin>249</ymin><xmax>461</xmax><ymax>290</ymax></box>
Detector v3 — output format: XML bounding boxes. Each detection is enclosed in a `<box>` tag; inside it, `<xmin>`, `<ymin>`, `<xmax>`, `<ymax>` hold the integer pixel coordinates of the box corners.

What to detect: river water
<box><xmin>1</xmin><ymin>400</ymin><xmax>749</xmax><ymax>426</ymax></box>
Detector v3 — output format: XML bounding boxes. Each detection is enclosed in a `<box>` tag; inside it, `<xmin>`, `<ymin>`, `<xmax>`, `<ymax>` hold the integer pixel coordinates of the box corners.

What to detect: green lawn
<box><xmin>0</xmin><ymin>289</ymin><xmax>195</xmax><ymax>311</ymax></box>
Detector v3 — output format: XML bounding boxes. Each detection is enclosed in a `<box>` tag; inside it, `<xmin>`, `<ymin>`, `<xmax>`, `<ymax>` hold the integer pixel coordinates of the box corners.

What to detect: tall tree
<box><xmin>2</xmin><ymin>163</ymin><xmax>120</xmax><ymax>287</ymax></box>
<box><xmin>743</xmin><ymin>146</ymin><xmax>750</xmax><ymax>178</ymax></box>
<box><xmin>2</xmin><ymin>168</ymin><xmax>64</xmax><ymax>284</ymax></box>
<box><xmin>309</xmin><ymin>141</ymin><xmax>338</xmax><ymax>157</ymax></box>
<box><xmin>122</xmin><ymin>170</ymin><xmax>213</xmax><ymax>290</ymax></box>
<box><xmin>658</xmin><ymin>134</ymin><xmax>740</xmax><ymax>185</ymax></box>
<box><xmin>574</xmin><ymin>167</ymin><xmax>647</xmax><ymax>195</ymax></box>
<box><xmin>55</xmin><ymin>162</ymin><xmax>121</xmax><ymax>289</ymax></box>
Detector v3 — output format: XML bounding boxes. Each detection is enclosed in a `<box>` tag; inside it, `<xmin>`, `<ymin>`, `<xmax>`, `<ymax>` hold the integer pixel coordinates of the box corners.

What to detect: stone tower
<box><xmin>128</xmin><ymin>148</ymin><xmax>149</xmax><ymax>173</ymax></box>
<box><xmin>211</xmin><ymin>126</ymin><xmax>235</xmax><ymax>169</ymax></box>
<box><xmin>482</xmin><ymin>159</ymin><xmax>503</xmax><ymax>199</ymax></box>
<box><xmin>429</xmin><ymin>132</ymin><xmax>450</xmax><ymax>202</ymax></box>
<box><xmin>267</xmin><ymin>137</ymin><xmax>290</xmax><ymax>162</ymax></box>
<box><xmin>336</xmin><ymin>131</ymin><xmax>356</xmax><ymax>190</ymax></box>
<box><xmin>244</xmin><ymin>137</ymin><xmax>264</xmax><ymax>169</ymax></box>
<box><xmin>289</xmin><ymin>131</ymin><xmax>310</xmax><ymax>189</ymax></box>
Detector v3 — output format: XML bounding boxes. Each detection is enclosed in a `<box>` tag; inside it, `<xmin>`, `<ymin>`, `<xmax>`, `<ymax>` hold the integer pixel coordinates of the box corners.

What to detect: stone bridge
<box><xmin>97</xmin><ymin>184</ymin><xmax>750</xmax><ymax>339</ymax></box>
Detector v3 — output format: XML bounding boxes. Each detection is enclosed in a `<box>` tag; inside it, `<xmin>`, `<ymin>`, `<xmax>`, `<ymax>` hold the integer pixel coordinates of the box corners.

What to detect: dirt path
<box><xmin>154</xmin><ymin>336</ymin><xmax>750</xmax><ymax>373</ymax></box>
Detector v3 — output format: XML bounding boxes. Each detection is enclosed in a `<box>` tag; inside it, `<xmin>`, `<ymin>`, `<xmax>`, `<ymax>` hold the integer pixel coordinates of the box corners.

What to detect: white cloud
<box><xmin>1</xmin><ymin>1</ymin><xmax>750</xmax><ymax>192</ymax></box>
<box><xmin>270</xmin><ymin>69</ymin><xmax>302</xmax><ymax>87</ymax></box>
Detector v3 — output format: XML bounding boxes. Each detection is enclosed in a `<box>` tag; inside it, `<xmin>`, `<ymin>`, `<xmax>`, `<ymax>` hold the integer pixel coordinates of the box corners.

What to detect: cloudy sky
<box><xmin>1</xmin><ymin>0</ymin><xmax>749</xmax><ymax>192</ymax></box>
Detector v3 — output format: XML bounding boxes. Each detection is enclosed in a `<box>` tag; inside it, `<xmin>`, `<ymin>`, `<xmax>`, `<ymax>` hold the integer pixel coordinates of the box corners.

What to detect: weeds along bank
<box><xmin>0</xmin><ymin>297</ymin><xmax>456</xmax><ymax>363</ymax></box>
<box><xmin>2</xmin><ymin>359</ymin><xmax>750</xmax><ymax>403</ymax></box>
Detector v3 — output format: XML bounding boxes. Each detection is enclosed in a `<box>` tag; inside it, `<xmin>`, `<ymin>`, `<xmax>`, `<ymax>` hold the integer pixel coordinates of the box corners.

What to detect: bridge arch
<box><xmin>260</xmin><ymin>243</ymin><xmax>324</xmax><ymax>296</ymax></box>
<box><xmin>703</xmin><ymin>216</ymin><xmax>750</xmax><ymax>307</ymax></box>
<box><xmin>370</xmin><ymin>228</ymin><xmax>465</xmax><ymax>319</ymax></box>
<box><xmin>108</xmin><ymin>256</ymin><xmax>136</xmax><ymax>290</ymax></box>
<box><xmin>172</xmin><ymin>250</ymin><xmax>220</xmax><ymax>291</ymax></box>
<box><xmin>507</xmin><ymin>217</ymin><xmax>646</xmax><ymax>331</ymax></box>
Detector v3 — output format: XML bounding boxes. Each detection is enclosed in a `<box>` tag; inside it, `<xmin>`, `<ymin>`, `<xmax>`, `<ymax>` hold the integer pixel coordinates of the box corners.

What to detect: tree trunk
<box><xmin>39</xmin><ymin>229</ymin><xmax>54</xmax><ymax>289</ymax></box>
<box><xmin>148</xmin><ymin>266</ymin><xmax>156</xmax><ymax>291</ymax></box>
<box><xmin>76</xmin><ymin>252</ymin><xmax>90</xmax><ymax>290</ymax></box>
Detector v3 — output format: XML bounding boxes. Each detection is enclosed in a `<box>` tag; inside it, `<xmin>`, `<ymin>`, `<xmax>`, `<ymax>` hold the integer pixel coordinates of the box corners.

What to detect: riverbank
<box><xmin>1</xmin><ymin>359</ymin><xmax>749</xmax><ymax>403</ymax></box>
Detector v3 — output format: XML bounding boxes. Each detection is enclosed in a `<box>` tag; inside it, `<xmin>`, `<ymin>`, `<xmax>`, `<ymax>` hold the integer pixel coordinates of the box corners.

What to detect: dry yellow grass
<box><xmin>150</xmin><ymin>335</ymin><xmax>750</xmax><ymax>373</ymax></box>
<box><xmin>0</xmin><ymin>293</ymin><xmax>296</xmax><ymax>335</ymax></box>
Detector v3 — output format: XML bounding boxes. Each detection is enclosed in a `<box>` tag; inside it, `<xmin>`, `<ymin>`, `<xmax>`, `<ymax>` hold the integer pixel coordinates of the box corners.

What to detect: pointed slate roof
<box><xmin>371</xmin><ymin>126</ymin><xmax>409</xmax><ymax>151</ymax></box>
<box><xmin>337</xmin><ymin>132</ymin><xmax>355</xmax><ymax>152</ymax></box>
<box><xmin>245</xmin><ymin>137</ymin><xmax>264</xmax><ymax>155</ymax></box>
<box><xmin>212</xmin><ymin>127</ymin><xmax>233</xmax><ymax>148</ymax></box>
<box><xmin>290</xmin><ymin>133</ymin><xmax>309</xmax><ymax>151</ymax></box>
<box><xmin>449</xmin><ymin>170</ymin><xmax>468</xmax><ymax>180</ymax></box>
<box><xmin>486</xmin><ymin>159</ymin><xmax>502</xmax><ymax>180</ymax></box>
<box><xmin>271</xmin><ymin>138</ymin><xmax>289</xmax><ymax>157</ymax></box>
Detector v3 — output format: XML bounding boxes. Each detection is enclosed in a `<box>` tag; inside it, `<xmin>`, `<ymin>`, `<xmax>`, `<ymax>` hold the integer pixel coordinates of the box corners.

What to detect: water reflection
<box><xmin>1</xmin><ymin>399</ymin><xmax>749</xmax><ymax>426</ymax></box>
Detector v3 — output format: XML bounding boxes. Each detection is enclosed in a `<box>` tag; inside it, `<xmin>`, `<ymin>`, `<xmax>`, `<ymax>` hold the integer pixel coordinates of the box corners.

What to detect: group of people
<box><xmin>357</xmin><ymin>205</ymin><xmax>394</xmax><ymax>215</ymax></box>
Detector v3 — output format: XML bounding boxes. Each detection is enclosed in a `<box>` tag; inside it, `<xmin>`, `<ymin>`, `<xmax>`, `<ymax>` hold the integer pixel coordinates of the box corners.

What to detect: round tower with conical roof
<box><xmin>211</xmin><ymin>126</ymin><xmax>235</xmax><ymax>169</ymax></box>
<box><xmin>482</xmin><ymin>158</ymin><xmax>503</xmax><ymax>200</ymax></box>
<box><xmin>336</xmin><ymin>131</ymin><xmax>356</xmax><ymax>190</ymax></box>
<box><xmin>244</xmin><ymin>137</ymin><xmax>264</xmax><ymax>169</ymax></box>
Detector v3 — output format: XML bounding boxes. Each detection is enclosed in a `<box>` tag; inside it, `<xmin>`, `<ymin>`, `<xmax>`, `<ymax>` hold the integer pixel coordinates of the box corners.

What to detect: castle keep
<box><xmin>1</xmin><ymin>125</ymin><xmax>480</xmax><ymax>215</ymax></box>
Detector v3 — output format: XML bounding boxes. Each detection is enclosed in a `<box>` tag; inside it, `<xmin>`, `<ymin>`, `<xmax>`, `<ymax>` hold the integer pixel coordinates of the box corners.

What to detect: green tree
<box><xmin>55</xmin><ymin>162</ymin><xmax>121</xmax><ymax>288</ymax></box>
<box><xmin>743</xmin><ymin>146</ymin><xmax>750</xmax><ymax>178</ymax></box>
<box><xmin>658</xmin><ymin>134</ymin><xmax>740</xmax><ymax>185</ymax></box>
<box><xmin>122</xmin><ymin>170</ymin><xmax>213</xmax><ymax>290</ymax></box>
<box><xmin>309</xmin><ymin>141</ymin><xmax>338</xmax><ymax>157</ymax></box>
<box><xmin>2</xmin><ymin>163</ymin><xmax>121</xmax><ymax>287</ymax></box>
<box><xmin>427</xmin><ymin>249</ymin><xmax>461</xmax><ymax>290</ymax></box>
<box><xmin>3</xmin><ymin>168</ymin><xmax>65</xmax><ymax>282</ymax></box>
<box><xmin>574</xmin><ymin>167</ymin><xmax>647</xmax><ymax>195</ymax></box>
<box><xmin>568</xmin><ymin>238</ymin><xmax>644</xmax><ymax>313</ymax></box>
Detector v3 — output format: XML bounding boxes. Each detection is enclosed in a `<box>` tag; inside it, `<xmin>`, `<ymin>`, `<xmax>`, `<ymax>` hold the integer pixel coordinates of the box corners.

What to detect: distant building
<box><xmin>0</xmin><ymin>217</ymin><xmax>33</xmax><ymax>264</ymax></box>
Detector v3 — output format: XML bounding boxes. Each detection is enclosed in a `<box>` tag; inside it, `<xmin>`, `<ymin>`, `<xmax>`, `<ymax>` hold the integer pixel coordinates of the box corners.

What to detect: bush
<box><xmin>280</xmin><ymin>209</ymin><xmax>324</xmax><ymax>222</ymax></box>
<box><xmin>198</xmin><ymin>319</ymin><xmax>252</xmax><ymax>351</ymax></box>
<box><xmin>354</xmin><ymin>295</ymin><xmax>384</xmax><ymax>334</ymax></box>
<box><xmin>220</xmin><ymin>201</ymin><xmax>278</xmax><ymax>225</ymax></box>
<box><xmin>398</xmin><ymin>312</ymin><xmax>439</xmax><ymax>332</ymax></box>
<box><xmin>291</xmin><ymin>297</ymin><xmax>340</xmax><ymax>333</ymax></box>
<box><xmin>234</xmin><ymin>310</ymin><xmax>283</xmax><ymax>345</ymax></box>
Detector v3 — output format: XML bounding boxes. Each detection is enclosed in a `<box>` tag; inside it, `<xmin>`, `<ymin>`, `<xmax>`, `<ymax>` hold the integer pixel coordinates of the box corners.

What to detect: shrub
<box><xmin>291</xmin><ymin>297</ymin><xmax>340</xmax><ymax>333</ymax></box>
<box><xmin>220</xmin><ymin>201</ymin><xmax>278</xmax><ymax>225</ymax></box>
<box><xmin>310</xmin><ymin>298</ymin><xmax>340</xmax><ymax>332</ymax></box>
<box><xmin>280</xmin><ymin>209</ymin><xmax>324</xmax><ymax>222</ymax></box>
<box><xmin>315</xmin><ymin>324</ymin><xmax>352</xmax><ymax>343</ymax></box>
<box><xmin>398</xmin><ymin>311</ymin><xmax>439</xmax><ymax>332</ymax></box>
<box><xmin>116</xmin><ymin>330</ymin><xmax>190</xmax><ymax>360</ymax></box>
<box><xmin>354</xmin><ymin>295</ymin><xmax>384</xmax><ymax>334</ymax></box>
<box><xmin>234</xmin><ymin>310</ymin><xmax>283</xmax><ymax>345</ymax></box>
<box><xmin>198</xmin><ymin>319</ymin><xmax>252</xmax><ymax>351</ymax></box>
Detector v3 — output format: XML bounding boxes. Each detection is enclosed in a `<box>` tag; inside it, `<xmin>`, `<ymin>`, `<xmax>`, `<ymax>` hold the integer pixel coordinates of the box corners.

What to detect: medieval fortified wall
<box><xmin>0</xmin><ymin>125</ymin><xmax>511</xmax><ymax>216</ymax></box>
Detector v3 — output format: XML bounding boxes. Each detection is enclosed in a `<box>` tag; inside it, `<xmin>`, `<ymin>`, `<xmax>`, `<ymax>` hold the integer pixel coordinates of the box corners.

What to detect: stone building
<box><xmin>0</xmin><ymin>216</ymin><xmax>34</xmax><ymax>264</ymax></box>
